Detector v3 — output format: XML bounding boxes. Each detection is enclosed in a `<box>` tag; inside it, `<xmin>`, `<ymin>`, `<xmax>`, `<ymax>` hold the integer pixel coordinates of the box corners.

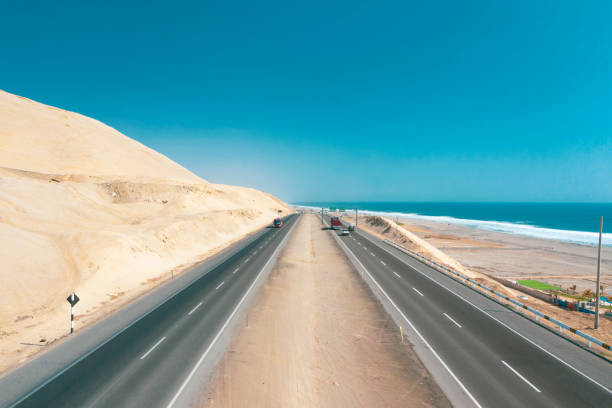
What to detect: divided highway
<box><xmin>328</xmin><ymin>217</ymin><xmax>612</xmax><ymax>407</ymax></box>
<box><xmin>3</xmin><ymin>213</ymin><xmax>300</xmax><ymax>408</ymax></box>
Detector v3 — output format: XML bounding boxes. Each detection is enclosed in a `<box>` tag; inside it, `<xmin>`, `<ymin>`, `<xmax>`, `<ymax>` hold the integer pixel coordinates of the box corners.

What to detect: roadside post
<box><xmin>595</xmin><ymin>216</ymin><xmax>603</xmax><ymax>329</ymax></box>
<box><xmin>66</xmin><ymin>292</ymin><xmax>80</xmax><ymax>334</ymax></box>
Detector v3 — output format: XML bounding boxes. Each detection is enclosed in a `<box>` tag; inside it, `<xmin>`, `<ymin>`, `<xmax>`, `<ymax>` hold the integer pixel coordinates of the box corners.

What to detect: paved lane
<box><xmin>5</xmin><ymin>214</ymin><xmax>300</xmax><ymax>408</ymax></box>
<box><xmin>330</xmin><ymin>218</ymin><xmax>612</xmax><ymax>407</ymax></box>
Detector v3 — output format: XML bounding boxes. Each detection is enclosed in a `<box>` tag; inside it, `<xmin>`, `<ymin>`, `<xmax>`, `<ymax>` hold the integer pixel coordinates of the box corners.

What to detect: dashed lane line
<box><xmin>502</xmin><ymin>361</ymin><xmax>541</xmax><ymax>393</ymax></box>
<box><xmin>188</xmin><ymin>302</ymin><xmax>202</xmax><ymax>316</ymax></box>
<box><xmin>443</xmin><ymin>313</ymin><xmax>462</xmax><ymax>328</ymax></box>
<box><xmin>140</xmin><ymin>337</ymin><xmax>166</xmax><ymax>360</ymax></box>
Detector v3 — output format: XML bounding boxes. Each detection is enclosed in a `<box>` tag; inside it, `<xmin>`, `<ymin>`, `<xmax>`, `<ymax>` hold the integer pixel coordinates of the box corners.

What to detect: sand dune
<box><xmin>0</xmin><ymin>90</ymin><xmax>291</xmax><ymax>373</ymax></box>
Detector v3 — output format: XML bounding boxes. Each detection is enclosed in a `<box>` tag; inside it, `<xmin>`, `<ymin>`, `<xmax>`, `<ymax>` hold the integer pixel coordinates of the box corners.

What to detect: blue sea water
<box><xmin>294</xmin><ymin>202</ymin><xmax>612</xmax><ymax>247</ymax></box>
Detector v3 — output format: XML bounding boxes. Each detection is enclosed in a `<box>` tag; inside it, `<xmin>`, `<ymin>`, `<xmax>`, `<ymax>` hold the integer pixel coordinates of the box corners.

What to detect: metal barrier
<box><xmin>383</xmin><ymin>239</ymin><xmax>611</xmax><ymax>352</ymax></box>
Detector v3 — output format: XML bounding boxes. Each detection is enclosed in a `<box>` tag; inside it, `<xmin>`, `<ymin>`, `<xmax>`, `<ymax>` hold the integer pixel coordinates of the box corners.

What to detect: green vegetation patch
<box><xmin>517</xmin><ymin>280</ymin><xmax>562</xmax><ymax>291</ymax></box>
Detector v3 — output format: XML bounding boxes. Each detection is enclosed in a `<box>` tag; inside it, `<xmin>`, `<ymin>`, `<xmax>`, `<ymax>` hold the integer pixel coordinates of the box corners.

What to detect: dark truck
<box><xmin>273</xmin><ymin>217</ymin><xmax>283</xmax><ymax>228</ymax></box>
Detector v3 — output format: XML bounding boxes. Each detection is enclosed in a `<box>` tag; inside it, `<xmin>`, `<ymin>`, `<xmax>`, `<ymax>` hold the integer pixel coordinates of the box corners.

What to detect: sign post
<box><xmin>66</xmin><ymin>292</ymin><xmax>80</xmax><ymax>334</ymax></box>
<box><xmin>595</xmin><ymin>216</ymin><xmax>603</xmax><ymax>329</ymax></box>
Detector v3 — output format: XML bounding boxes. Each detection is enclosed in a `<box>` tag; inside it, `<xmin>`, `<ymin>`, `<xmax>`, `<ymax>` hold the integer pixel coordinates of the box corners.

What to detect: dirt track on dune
<box><xmin>202</xmin><ymin>214</ymin><xmax>450</xmax><ymax>407</ymax></box>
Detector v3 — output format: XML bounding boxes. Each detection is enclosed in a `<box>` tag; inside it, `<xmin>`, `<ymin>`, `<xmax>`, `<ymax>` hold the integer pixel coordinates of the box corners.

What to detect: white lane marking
<box><xmin>334</xmin><ymin>235</ymin><xmax>482</xmax><ymax>408</ymax></box>
<box><xmin>259</xmin><ymin>246</ymin><xmax>263</xmax><ymax>249</ymax></box>
<box><xmin>167</xmin><ymin>213</ymin><xmax>301</xmax><ymax>408</ymax></box>
<box><xmin>413</xmin><ymin>287</ymin><xmax>424</xmax><ymax>296</ymax></box>
<box><xmin>140</xmin><ymin>337</ymin><xmax>166</xmax><ymax>360</ymax></box>
<box><xmin>502</xmin><ymin>361</ymin><xmax>541</xmax><ymax>393</ymax></box>
<box><xmin>233</xmin><ymin>268</ymin><xmax>240</xmax><ymax>274</ymax></box>
<box><xmin>380</xmin><ymin>260</ymin><xmax>386</xmax><ymax>266</ymax></box>
<box><xmin>216</xmin><ymin>281</ymin><xmax>225</xmax><ymax>290</ymax></box>
<box><xmin>444</xmin><ymin>313</ymin><xmax>462</xmax><ymax>328</ymax></box>
<box><xmin>365</xmin><ymin>235</ymin><xmax>612</xmax><ymax>396</ymax></box>
<box><xmin>370</xmin><ymin>252</ymin><xmax>376</xmax><ymax>257</ymax></box>
<box><xmin>244</xmin><ymin>257</ymin><xmax>250</xmax><ymax>263</ymax></box>
<box><xmin>253</xmin><ymin>251</ymin><xmax>258</xmax><ymax>255</ymax></box>
<box><xmin>188</xmin><ymin>302</ymin><xmax>202</xmax><ymax>315</ymax></box>
<box><xmin>393</xmin><ymin>271</ymin><xmax>401</xmax><ymax>278</ymax></box>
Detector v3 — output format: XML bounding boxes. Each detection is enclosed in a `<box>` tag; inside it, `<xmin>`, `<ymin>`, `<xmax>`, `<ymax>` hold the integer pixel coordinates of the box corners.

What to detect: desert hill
<box><xmin>0</xmin><ymin>90</ymin><xmax>291</xmax><ymax>373</ymax></box>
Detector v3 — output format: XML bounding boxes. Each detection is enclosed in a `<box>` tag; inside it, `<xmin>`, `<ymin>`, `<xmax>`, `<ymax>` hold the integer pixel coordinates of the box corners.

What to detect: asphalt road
<box><xmin>327</xmin><ymin>216</ymin><xmax>612</xmax><ymax>408</ymax></box>
<box><xmin>5</xmin><ymin>213</ymin><xmax>300</xmax><ymax>408</ymax></box>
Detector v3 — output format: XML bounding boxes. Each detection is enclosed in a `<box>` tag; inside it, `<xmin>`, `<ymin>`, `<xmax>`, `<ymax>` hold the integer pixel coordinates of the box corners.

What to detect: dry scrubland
<box><xmin>0</xmin><ymin>90</ymin><xmax>291</xmax><ymax>373</ymax></box>
<box><xmin>350</xmin><ymin>215</ymin><xmax>612</xmax><ymax>353</ymax></box>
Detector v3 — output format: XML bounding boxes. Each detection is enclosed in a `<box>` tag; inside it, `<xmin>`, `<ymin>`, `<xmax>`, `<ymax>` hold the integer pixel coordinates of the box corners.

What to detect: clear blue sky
<box><xmin>2</xmin><ymin>0</ymin><xmax>611</xmax><ymax>203</ymax></box>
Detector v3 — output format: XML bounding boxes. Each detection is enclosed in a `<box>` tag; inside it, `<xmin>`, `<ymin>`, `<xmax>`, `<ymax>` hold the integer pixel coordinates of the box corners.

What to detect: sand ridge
<box><xmin>0</xmin><ymin>90</ymin><xmax>292</xmax><ymax>374</ymax></box>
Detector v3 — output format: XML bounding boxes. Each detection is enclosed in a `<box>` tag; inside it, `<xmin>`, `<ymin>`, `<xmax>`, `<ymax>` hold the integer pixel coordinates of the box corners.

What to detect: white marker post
<box><xmin>66</xmin><ymin>292</ymin><xmax>80</xmax><ymax>334</ymax></box>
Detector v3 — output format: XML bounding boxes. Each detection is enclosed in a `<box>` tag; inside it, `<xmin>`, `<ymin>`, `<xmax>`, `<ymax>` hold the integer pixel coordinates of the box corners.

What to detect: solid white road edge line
<box><xmin>413</xmin><ymin>287</ymin><xmax>424</xmax><ymax>296</ymax></box>
<box><xmin>444</xmin><ymin>313</ymin><xmax>462</xmax><ymax>328</ymax></box>
<box><xmin>140</xmin><ymin>337</ymin><xmax>166</xmax><ymax>360</ymax></box>
<box><xmin>334</xmin><ymin>235</ymin><xmax>482</xmax><ymax>408</ymax></box>
<box><xmin>166</xmin><ymin>214</ymin><xmax>300</xmax><ymax>408</ymax></box>
<box><xmin>188</xmin><ymin>302</ymin><xmax>202</xmax><ymax>316</ymax></box>
<box><xmin>501</xmin><ymin>361</ymin><xmax>541</xmax><ymax>393</ymax></box>
<box><xmin>359</xmin><ymin>231</ymin><xmax>612</xmax><ymax>396</ymax></box>
<box><xmin>215</xmin><ymin>281</ymin><xmax>224</xmax><ymax>290</ymax></box>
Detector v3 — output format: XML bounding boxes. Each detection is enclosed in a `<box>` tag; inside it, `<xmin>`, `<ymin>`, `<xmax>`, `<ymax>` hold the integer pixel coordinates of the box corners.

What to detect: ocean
<box><xmin>293</xmin><ymin>202</ymin><xmax>612</xmax><ymax>247</ymax></box>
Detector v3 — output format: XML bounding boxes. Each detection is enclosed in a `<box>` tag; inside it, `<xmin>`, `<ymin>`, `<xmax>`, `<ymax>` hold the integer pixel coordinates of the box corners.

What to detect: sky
<box><xmin>1</xmin><ymin>0</ymin><xmax>611</xmax><ymax>203</ymax></box>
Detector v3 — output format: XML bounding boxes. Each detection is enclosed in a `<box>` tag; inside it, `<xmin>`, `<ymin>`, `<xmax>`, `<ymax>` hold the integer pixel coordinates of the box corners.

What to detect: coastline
<box><xmin>389</xmin><ymin>215</ymin><xmax>611</xmax><ymax>293</ymax></box>
<box><xmin>295</xmin><ymin>205</ymin><xmax>612</xmax><ymax>247</ymax></box>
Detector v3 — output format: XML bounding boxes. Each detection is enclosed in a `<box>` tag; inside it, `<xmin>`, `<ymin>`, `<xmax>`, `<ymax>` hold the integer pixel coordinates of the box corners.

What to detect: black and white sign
<box><xmin>67</xmin><ymin>293</ymin><xmax>80</xmax><ymax>306</ymax></box>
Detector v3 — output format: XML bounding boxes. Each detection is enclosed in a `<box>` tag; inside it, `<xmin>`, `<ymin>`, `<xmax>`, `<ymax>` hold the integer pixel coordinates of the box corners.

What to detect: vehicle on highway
<box><xmin>348</xmin><ymin>223</ymin><xmax>355</xmax><ymax>231</ymax></box>
<box><xmin>273</xmin><ymin>217</ymin><xmax>283</xmax><ymax>228</ymax></box>
<box><xmin>340</xmin><ymin>229</ymin><xmax>350</xmax><ymax>236</ymax></box>
<box><xmin>330</xmin><ymin>216</ymin><xmax>341</xmax><ymax>230</ymax></box>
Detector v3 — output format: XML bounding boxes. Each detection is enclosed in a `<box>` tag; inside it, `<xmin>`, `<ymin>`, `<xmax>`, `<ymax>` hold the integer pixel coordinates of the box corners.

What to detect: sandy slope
<box><xmin>0</xmin><ymin>90</ymin><xmax>291</xmax><ymax>373</ymax></box>
<box><xmin>204</xmin><ymin>214</ymin><xmax>450</xmax><ymax>407</ymax></box>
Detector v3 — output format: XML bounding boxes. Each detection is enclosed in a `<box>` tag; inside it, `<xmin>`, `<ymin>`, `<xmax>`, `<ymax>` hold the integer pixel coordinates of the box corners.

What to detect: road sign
<box><xmin>67</xmin><ymin>293</ymin><xmax>80</xmax><ymax>306</ymax></box>
<box><xmin>67</xmin><ymin>292</ymin><xmax>79</xmax><ymax>334</ymax></box>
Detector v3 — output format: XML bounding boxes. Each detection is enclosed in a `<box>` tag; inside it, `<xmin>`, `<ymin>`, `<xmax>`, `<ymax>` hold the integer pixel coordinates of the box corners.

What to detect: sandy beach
<box><xmin>391</xmin><ymin>216</ymin><xmax>611</xmax><ymax>294</ymax></box>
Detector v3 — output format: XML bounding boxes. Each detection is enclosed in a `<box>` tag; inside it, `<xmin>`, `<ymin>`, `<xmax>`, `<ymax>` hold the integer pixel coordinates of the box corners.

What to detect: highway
<box><xmin>327</xmin><ymin>216</ymin><xmax>612</xmax><ymax>407</ymax></box>
<box><xmin>3</xmin><ymin>213</ymin><xmax>300</xmax><ymax>408</ymax></box>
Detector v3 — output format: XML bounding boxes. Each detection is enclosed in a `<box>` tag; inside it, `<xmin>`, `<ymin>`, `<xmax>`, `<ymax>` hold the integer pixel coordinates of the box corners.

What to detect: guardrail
<box><xmin>383</xmin><ymin>239</ymin><xmax>611</xmax><ymax>352</ymax></box>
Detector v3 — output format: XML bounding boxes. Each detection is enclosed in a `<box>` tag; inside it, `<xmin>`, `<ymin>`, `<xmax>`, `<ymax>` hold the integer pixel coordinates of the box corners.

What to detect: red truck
<box><xmin>273</xmin><ymin>218</ymin><xmax>283</xmax><ymax>228</ymax></box>
<box><xmin>330</xmin><ymin>216</ymin><xmax>342</xmax><ymax>230</ymax></box>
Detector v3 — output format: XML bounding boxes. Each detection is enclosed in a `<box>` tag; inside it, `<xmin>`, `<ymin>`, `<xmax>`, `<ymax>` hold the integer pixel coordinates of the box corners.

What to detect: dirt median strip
<box><xmin>201</xmin><ymin>214</ymin><xmax>450</xmax><ymax>407</ymax></box>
